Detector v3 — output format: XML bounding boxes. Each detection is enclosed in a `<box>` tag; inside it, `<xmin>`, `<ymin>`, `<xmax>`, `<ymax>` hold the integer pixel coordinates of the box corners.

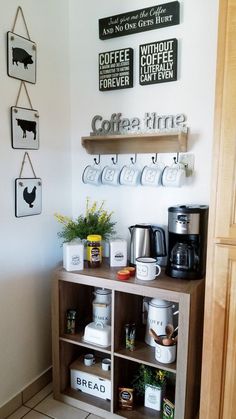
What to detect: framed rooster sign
<box><xmin>15</xmin><ymin>178</ymin><xmax>42</xmax><ymax>217</ymax></box>
<box><xmin>15</xmin><ymin>152</ymin><xmax>42</xmax><ymax>217</ymax></box>
<box><xmin>11</xmin><ymin>106</ymin><xmax>39</xmax><ymax>149</ymax></box>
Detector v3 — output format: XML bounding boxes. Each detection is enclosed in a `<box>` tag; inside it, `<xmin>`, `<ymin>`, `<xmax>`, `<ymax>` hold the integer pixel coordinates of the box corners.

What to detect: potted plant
<box><xmin>132</xmin><ymin>364</ymin><xmax>168</xmax><ymax>411</ymax></box>
<box><xmin>54</xmin><ymin>197</ymin><xmax>116</xmax><ymax>243</ymax></box>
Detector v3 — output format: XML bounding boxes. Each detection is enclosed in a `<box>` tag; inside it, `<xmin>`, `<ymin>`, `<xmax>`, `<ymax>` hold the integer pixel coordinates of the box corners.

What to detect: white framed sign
<box><xmin>7</xmin><ymin>31</ymin><xmax>36</xmax><ymax>84</ymax></box>
<box><xmin>11</xmin><ymin>106</ymin><xmax>39</xmax><ymax>149</ymax></box>
<box><xmin>15</xmin><ymin>178</ymin><xmax>42</xmax><ymax>217</ymax></box>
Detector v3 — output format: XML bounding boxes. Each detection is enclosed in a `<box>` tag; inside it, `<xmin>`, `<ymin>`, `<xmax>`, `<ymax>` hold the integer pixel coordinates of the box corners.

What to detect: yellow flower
<box><xmin>54</xmin><ymin>213</ymin><xmax>72</xmax><ymax>225</ymax></box>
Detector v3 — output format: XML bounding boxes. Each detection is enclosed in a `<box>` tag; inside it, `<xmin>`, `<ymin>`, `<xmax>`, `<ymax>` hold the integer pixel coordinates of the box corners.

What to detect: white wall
<box><xmin>69</xmin><ymin>0</ymin><xmax>219</xmax><ymax>240</ymax></box>
<box><xmin>0</xmin><ymin>0</ymin><xmax>71</xmax><ymax>406</ymax></box>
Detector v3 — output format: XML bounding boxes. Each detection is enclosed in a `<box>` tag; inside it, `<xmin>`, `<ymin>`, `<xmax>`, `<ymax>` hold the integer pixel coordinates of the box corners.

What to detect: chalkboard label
<box><xmin>99</xmin><ymin>48</ymin><xmax>133</xmax><ymax>91</ymax></box>
<box><xmin>99</xmin><ymin>2</ymin><xmax>180</xmax><ymax>40</ymax></box>
<box><xmin>139</xmin><ymin>38</ymin><xmax>178</xmax><ymax>85</ymax></box>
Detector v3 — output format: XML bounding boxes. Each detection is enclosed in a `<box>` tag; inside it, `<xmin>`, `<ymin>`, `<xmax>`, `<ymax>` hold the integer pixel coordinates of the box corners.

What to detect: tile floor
<box><xmin>7</xmin><ymin>383</ymin><xmax>104</xmax><ymax>419</ymax></box>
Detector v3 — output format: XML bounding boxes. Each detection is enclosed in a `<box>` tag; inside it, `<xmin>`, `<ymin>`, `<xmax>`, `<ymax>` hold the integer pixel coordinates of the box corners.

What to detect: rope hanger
<box><xmin>19</xmin><ymin>152</ymin><xmax>37</xmax><ymax>179</ymax></box>
<box><xmin>15</xmin><ymin>81</ymin><xmax>33</xmax><ymax>109</ymax></box>
<box><xmin>12</xmin><ymin>6</ymin><xmax>31</xmax><ymax>40</ymax></box>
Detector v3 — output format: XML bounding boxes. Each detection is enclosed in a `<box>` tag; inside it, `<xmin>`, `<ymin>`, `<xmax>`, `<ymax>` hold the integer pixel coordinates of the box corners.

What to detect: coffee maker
<box><xmin>166</xmin><ymin>205</ymin><xmax>209</xmax><ymax>279</ymax></box>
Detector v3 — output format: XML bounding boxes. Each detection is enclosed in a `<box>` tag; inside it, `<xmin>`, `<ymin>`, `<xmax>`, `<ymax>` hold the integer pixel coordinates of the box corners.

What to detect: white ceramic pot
<box><xmin>144</xmin><ymin>298</ymin><xmax>178</xmax><ymax>347</ymax></box>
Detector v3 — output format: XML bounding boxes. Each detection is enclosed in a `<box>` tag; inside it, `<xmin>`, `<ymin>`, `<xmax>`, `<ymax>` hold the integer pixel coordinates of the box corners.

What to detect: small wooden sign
<box><xmin>139</xmin><ymin>38</ymin><xmax>178</xmax><ymax>85</ymax></box>
<box><xmin>99</xmin><ymin>48</ymin><xmax>133</xmax><ymax>91</ymax></box>
<box><xmin>99</xmin><ymin>2</ymin><xmax>180</xmax><ymax>40</ymax></box>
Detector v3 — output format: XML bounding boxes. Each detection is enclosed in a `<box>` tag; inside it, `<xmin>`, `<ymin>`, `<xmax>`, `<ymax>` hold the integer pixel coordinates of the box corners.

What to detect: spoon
<box><xmin>149</xmin><ymin>328</ymin><xmax>162</xmax><ymax>344</ymax></box>
<box><xmin>165</xmin><ymin>324</ymin><xmax>174</xmax><ymax>339</ymax></box>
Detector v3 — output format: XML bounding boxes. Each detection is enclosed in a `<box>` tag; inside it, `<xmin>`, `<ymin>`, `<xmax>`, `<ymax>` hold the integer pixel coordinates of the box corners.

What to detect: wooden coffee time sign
<box><xmin>140</xmin><ymin>38</ymin><xmax>177</xmax><ymax>85</ymax></box>
<box><xmin>99</xmin><ymin>2</ymin><xmax>180</xmax><ymax>39</ymax></box>
<box><xmin>99</xmin><ymin>48</ymin><xmax>133</xmax><ymax>91</ymax></box>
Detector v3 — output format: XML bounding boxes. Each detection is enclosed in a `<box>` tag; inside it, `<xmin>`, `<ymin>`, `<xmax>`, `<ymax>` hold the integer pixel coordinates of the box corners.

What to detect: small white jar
<box><xmin>63</xmin><ymin>239</ymin><xmax>84</xmax><ymax>271</ymax></box>
<box><xmin>109</xmin><ymin>238</ymin><xmax>127</xmax><ymax>267</ymax></box>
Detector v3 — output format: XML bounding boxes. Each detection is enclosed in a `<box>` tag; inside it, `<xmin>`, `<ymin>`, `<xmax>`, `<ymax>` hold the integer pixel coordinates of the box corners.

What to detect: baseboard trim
<box><xmin>0</xmin><ymin>367</ymin><xmax>52</xmax><ymax>419</ymax></box>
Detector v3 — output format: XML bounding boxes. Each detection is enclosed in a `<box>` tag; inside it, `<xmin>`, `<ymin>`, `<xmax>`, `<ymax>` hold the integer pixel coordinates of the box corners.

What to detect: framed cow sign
<box><xmin>11</xmin><ymin>106</ymin><xmax>39</xmax><ymax>149</ymax></box>
<box><xmin>7</xmin><ymin>31</ymin><xmax>36</xmax><ymax>84</ymax></box>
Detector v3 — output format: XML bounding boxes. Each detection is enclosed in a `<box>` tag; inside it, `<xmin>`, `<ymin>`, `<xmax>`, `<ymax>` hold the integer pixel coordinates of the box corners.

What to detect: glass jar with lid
<box><xmin>87</xmin><ymin>234</ymin><xmax>102</xmax><ymax>268</ymax></box>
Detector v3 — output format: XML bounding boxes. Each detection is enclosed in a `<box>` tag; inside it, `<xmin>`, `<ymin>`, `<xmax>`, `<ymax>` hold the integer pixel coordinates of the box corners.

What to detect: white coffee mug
<box><xmin>141</xmin><ymin>164</ymin><xmax>163</xmax><ymax>187</ymax></box>
<box><xmin>82</xmin><ymin>165</ymin><xmax>102</xmax><ymax>186</ymax></box>
<box><xmin>155</xmin><ymin>339</ymin><xmax>176</xmax><ymax>364</ymax></box>
<box><xmin>119</xmin><ymin>165</ymin><xmax>141</xmax><ymax>186</ymax></box>
<box><xmin>101</xmin><ymin>165</ymin><xmax>120</xmax><ymax>186</ymax></box>
<box><xmin>136</xmin><ymin>257</ymin><xmax>161</xmax><ymax>281</ymax></box>
<box><xmin>101</xmin><ymin>358</ymin><xmax>111</xmax><ymax>371</ymax></box>
<box><xmin>84</xmin><ymin>353</ymin><xmax>95</xmax><ymax>366</ymax></box>
<box><xmin>162</xmin><ymin>162</ymin><xmax>186</xmax><ymax>187</ymax></box>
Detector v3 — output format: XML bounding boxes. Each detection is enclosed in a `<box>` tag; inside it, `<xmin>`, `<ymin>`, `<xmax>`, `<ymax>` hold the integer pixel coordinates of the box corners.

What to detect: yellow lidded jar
<box><xmin>87</xmin><ymin>234</ymin><xmax>102</xmax><ymax>268</ymax></box>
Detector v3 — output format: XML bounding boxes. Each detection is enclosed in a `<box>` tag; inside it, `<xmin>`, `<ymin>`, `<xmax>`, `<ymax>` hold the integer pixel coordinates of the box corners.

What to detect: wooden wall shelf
<box><xmin>81</xmin><ymin>130</ymin><xmax>188</xmax><ymax>155</ymax></box>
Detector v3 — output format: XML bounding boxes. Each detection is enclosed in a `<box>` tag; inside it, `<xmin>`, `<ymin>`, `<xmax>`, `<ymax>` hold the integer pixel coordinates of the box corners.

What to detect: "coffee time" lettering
<box><xmin>90</xmin><ymin>112</ymin><xmax>186</xmax><ymax>135</ymax></box>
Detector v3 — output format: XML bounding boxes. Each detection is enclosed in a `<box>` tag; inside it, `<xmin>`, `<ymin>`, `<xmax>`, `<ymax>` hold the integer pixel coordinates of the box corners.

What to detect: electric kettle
<box><xmin>129</xmin><ymin>224</ymin><xmax>166</xmax><ymax>265</ymax></box>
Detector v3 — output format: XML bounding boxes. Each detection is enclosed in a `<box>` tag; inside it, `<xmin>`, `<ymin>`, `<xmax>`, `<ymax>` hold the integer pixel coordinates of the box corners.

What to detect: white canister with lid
<box><xmin>109</xmin><ymin>238</ymin><xmax>127</xmax><ymax>267</ymax></box>
<box><xmin>144</xmin><ymin>298</ymin><xmax>178</xmax><ymax>347</ymax></box>
<box><xmin>63</xmin><ymin>239</ymin><xmax>84</xmax><ymax>271</ymax></box>
<box><xmin>92</xmin><ymin>288</ymin><xmax>112</xmax><ymax>326</ymax></box>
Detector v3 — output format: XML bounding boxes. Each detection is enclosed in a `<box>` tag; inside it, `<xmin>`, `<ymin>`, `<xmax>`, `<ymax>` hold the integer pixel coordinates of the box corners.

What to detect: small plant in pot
<box><xmin>132</xmin><ymin>364</ymin><xmax>168</xmax><ymax>411</ymax></box>
<box><xmin>54</xmin><ymin>197</ymin><xmax>116</xmax><ymax>244</ymax></box>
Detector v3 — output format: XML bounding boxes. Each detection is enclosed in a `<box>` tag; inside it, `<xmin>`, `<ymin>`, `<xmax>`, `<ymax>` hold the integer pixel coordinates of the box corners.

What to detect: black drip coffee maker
<box><xmin>166</xmin><ymin>205</ymin><xmax>209</xmax><ymax>279</ymax></box>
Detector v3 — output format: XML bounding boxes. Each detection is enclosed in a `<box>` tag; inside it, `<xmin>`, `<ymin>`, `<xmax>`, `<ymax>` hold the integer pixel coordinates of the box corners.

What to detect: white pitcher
<box><xmin>143</xmin><ymin>298</ymin><xmax>178</xmax><ymax>347</ymax></box>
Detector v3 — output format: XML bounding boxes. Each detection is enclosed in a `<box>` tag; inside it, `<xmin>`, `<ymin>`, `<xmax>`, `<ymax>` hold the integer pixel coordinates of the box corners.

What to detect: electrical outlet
<box><xmin>179</xmin><ymin>153</ymin><xmax>194</xmax><ymax>177</ymax></box>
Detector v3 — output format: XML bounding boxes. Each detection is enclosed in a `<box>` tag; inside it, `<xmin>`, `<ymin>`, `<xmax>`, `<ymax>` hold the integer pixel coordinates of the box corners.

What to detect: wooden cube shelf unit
<box><xmin>52</xmin><ymin>262</ymin><xmax>204</xmax><ymax>419</ymax></box>
<box><xmin>81</xmin><ymin>130</ymin><xmax>188</xmax><ymax>155</ymax></box>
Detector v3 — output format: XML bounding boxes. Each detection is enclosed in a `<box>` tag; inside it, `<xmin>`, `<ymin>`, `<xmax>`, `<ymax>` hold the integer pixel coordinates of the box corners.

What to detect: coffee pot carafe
<box><xmin>129</xmin><ymin>224</ymin><xmax>166</xmax><ymax>265</ymax></box>
<box><xmin>170</xmin><ymin>242</ymin><xmax>196</xmax><ymax>271</ymax></box>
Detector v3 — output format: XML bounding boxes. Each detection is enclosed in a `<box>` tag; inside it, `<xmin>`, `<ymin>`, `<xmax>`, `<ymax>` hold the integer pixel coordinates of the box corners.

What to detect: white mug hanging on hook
<box><xmin>141</xmin><ymin>154</ymin><xmax>164</xmax><ymax>187</ymax></box>
<box><xmin>82</xmin><ymin>156</ymin><xmax>102</xmax><ymax>186</ymax></box>
<box><xmin>119</xmin><ymin>155</ymin><xmax>141</xmax><ymax>186</ymax></box>
<box><xmin>101</xmin><ymin>155</ymin><xmax>120</xmax><ymax>186</ymax></box>
<box><xmin>162</xmin><ymin>156</ymin><xmax>186</xmax><ymax>187</ymax></box>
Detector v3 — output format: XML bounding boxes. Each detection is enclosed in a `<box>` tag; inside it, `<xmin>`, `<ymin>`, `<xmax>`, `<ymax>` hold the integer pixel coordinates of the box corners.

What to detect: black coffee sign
<box><xmin>140</xmin><ymin>38</ymin><xmax>177</xmax><ymax>85</ymax></box>
<box><xmin>99</xmin><ymin>2</ymin><xmax>179</xmax><ymax>40</ymax></box>
<box><xmin>99</xmin><ymin>48</ymin><xmax>133</xmax><ymax>91</ymax></box>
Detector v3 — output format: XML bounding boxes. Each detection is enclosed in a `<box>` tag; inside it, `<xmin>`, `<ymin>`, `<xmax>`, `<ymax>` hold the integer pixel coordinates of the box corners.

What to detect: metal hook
<box><xmin>152</xmin><ymin>153</ymin><xmax>158</xmax><ymax>164</ymax></box>
<box><xmin>111</xmin><ymin>154</ymin><xmax>118</xmax><ymax>165</ymax></box>
<box><xmin>94</xmin><ymin>155</ymin><xmax>100</xmax><ymax>165</ymax></box>
<box><xmin>173</xmin><ymin>153</ymin><xmax>179</xmax><ymax>164</ymax></box>
<box><xmin>130</xmin><ymin>154</ymin><xmax>137</xmax><ymax>165</ymax></box>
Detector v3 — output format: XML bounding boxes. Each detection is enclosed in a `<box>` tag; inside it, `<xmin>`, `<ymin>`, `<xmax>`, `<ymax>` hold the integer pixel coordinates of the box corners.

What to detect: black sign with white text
<box><xmin>99</xmin><ymin>48</ymin><xmax>133</xmax><ymax>91</ymax></box>
<box><xmin>139</xmin><ymin>38</ymin><xmax>178</xmax><ymax>85</ymax></box>
<box><xmin>99</xmin><ymin>2</ymin><xmax>179</xmax><ymax>40</ymax></box>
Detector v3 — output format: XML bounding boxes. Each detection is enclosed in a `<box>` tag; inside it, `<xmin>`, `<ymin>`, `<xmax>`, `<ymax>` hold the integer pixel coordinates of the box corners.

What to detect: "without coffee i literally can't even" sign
<box><xmin>139</xmin><ymin>38</ymin><xmax>177</xmax><ymax>85</ymax></box>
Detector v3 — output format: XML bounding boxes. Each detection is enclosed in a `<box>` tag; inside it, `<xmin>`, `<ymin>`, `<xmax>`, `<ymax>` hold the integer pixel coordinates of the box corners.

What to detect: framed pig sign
<box><xmin>11</xmin><ymin>106</ymin><xmax>39</xmax><ymax>150</ymax></box>
<box><xmin>7</xmin><ymin>32</ymin><xmax>36</xmax><ymax>84</ymax></box>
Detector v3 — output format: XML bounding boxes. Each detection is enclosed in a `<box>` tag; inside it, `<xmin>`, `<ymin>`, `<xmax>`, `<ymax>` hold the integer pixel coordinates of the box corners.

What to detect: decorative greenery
<box><xmin>132</xmin><ymin>364</ymin><xmax>168</xmax><ymax>396</ymax></box>
<box><xmin>54</xmin><ymin>198</ymin><xmax>116</xmax><ymax>242</ymax></box>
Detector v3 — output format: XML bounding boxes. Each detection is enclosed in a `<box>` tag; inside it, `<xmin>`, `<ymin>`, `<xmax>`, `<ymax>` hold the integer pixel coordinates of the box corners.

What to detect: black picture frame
<box><xmin>139</xmin><ymin>38</ymin><xmax>178</xmax><ymax>85</ymax></box>
<box><xmin>99</xmin><ymin>2</ymin><xmax>180</xmax><ymax>40</ymax></box>
<box><xmin>7</xmin><ymin>31</ymin><xmax>36</xmax><ymax>84</ymax></box>
<box><xmin>11</xmin><ymin>106</ymin><xmax>39</xmax><ymax>150</ymax></box>
<box><xmin>15</xmin><ymin>178</ymin><xmax>42</xmax><ymax>217</ymax></box>
<box><xmin>99</xmin><ymin>48</ymin><xmax>133</xmax><ymax>91</ymax></box>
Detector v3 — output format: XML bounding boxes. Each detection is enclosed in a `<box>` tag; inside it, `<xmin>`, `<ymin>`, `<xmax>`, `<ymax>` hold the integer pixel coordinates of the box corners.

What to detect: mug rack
<box><xmin>81</xmin><ymin>129</ymin><xmax>188</xmax><ymax>155</ymax></box>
